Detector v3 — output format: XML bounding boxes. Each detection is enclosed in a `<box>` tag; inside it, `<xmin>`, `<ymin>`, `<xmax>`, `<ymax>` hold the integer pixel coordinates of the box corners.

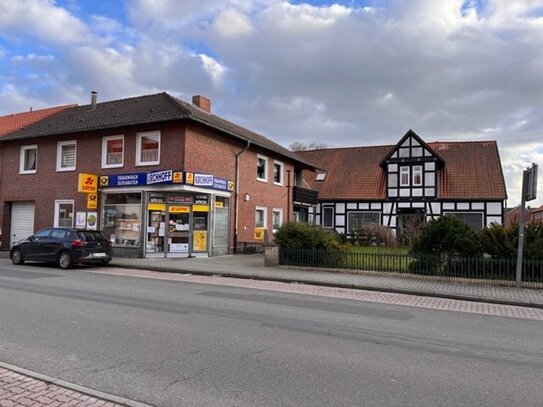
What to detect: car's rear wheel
<box><xmin>11</xmin><ymin>249</ymin><xmax>25</xmax><ymax>265</ymax></box>
<box><xmin>100</xmin><ymin>259</ymin><xmax>111</xmax><ymax>266</ymax></box>
<box><xmin>58</xmin><ymin>251</ymin><xmax>73</xmax><ymax>269</ymax></box>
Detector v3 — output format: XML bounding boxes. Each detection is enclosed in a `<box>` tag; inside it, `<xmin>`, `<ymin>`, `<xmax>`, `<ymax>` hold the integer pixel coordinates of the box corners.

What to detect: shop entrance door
<box><xmin>146</xmin><ymin>209</ymin><xmax>166</xmax><ymax>256</ymax></box>
<box><xmin>167</xmin><ymin>205</ymin><xmax>191</xmax><ymax>257</ymax></box>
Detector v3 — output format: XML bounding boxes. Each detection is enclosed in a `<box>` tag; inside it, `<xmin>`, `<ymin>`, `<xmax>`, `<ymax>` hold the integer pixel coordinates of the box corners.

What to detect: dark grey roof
<box><xmin>2</xmin><ymin>92</ymin><xmax>316</xmax><ymax>169</ymax></box>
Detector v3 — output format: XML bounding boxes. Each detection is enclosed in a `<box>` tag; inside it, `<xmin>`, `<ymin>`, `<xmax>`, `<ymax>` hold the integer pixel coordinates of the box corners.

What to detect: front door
<box><xmin>397</xmin><ymin>209</ymin><xmax>425</xmax><ymax>245</ymax></box>
<box><xmin>167</xmin><ymin>205</ymin><xmax>191</xmax><ymax>257</ymax></box>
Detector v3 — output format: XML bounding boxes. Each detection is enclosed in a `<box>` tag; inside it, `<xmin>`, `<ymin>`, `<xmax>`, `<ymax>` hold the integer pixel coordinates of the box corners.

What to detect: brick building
<box><xmin>0</xmin><ymin>92</ymin><xmax>317</xmax><ymax>257</ymax></box>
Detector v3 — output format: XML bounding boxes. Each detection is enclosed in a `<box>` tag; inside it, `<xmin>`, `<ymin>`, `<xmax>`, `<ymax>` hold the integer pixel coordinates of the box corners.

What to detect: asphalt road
<box><xmin>0</xmin><ymin>262</ymin><xmax>542</xmax><ymax>407</ymax></box>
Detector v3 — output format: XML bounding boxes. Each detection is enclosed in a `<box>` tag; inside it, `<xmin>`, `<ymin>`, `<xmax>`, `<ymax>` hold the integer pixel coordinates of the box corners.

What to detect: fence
<box><xmin>279</xmin><ymin>248</ymin><xmax>543</xmax><ymax>287</ymax></box>
<box><xmin>236</xmin><ymin>241</ymin><xmax>264</xmax><ymax>254</ymax></box>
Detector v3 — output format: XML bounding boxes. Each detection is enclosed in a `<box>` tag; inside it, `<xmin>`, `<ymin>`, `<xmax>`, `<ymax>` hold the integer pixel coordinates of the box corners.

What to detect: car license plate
<box><xmin>93</xmin><ymin>253</ymin><xmax>107</xmax><ymax>258</ymax></box>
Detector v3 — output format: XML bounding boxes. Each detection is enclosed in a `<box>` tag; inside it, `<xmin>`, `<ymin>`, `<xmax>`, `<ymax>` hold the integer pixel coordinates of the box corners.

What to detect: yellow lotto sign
<box><xmin>78</xmin><ymin>173</ymin><xmax>98</xmax><ymax>193</ymax></box>
<box><xmin>169</xmin><ymin>206</ymin><xmax>190</xmax><ymax>213</ymax></box>
<box><xmin>254</xmin><ymin>227</ymin><xmax>265</xmax><ymax>241</ymax></box>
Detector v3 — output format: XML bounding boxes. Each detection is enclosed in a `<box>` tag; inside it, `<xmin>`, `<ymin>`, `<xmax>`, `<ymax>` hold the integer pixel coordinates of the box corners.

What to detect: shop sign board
<box><xmin>185</xmin><ymin>172</ymin><xmax>194</xmax><ymax>185</ymax></box>
<box><xmin>87</xmin><ymin>193</ymin><xmax>98</xmax><ymax>209</ymax></box>
<box><xmin>86</xmin><ymin>212</ymin><xmax>98</xmax><ymax>230</ymax></box>
<box><xmin>170</xmin><ymin>243</ymin><xmax>189</xmax><ymax>253</ymax></box>
<box><xmin>173</xmin><ymin>171</ymin><xmax>183</xmax><ymax>183</ymax></box>
<box><xmin>78</xmin><ymin>173</ymin><xmax>98</xmax><ymax>193</ymax></box>
<box><xmin>192</xmin><ymin>204</ymin><xmax>209</xmax><ymax>212</ymax></box>
<box><xmin>194</xmin><ymin>173</ymin><xmax>214</xmax><ymax>187</ymax></box>
<box><xmin>194</xmin><ymin>194</ymin><xmax>209</xmax><ymax>204</ymax></box>
<box><xmin>169</xmin><ymin>206</ymin><xmax>190</xmax><ymax>213</ymax></box>
<box><xmin>212</xmin><ymin>177</ymin><xmax>228</xmax><ymax>191</ymax></box>
<box><xmin>147</xmin><ymin>170</ymin><xmax>173</xmax><ymax>185</ymax></box>
<box><xmin>149</xmin><ymin>192</ymin><xmax>165</xmax><ymax>203</ymax></box>
<box><xmin>215</xmin><ymin>201</ymin><xmax>224</xmax><ymax>208</ymax></box>
<box><xmin>193</xmin><ymin>231</ymin><xmax>207</xmax><ymax>251</ymax></box>
<box><xmin>254</xmin><ymin>227</ymin><xmax>265</xmax><ymax>241</ymax></box>
<box><xmin>228</xmin><ymin>181</ymin><xmax>234</xmax><ymax>191</ymax></box>
<box><xmin>167</xmin><ymin>194</ymin><xmax>192</xmax><ymax>203</ymax></box>
<box><xmin>105</xmin><ymin>173</ymin><xmax>147</xmax><ymax>187</ymax></box>
<box><xmin>148</xmin><ymin>203</ymin><xmax>166</xmax><ymax>211</ymax></box>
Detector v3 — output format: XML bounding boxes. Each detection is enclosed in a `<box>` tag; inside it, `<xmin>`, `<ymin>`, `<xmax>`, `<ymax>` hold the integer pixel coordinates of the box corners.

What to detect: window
<box><xmin>315</xmin><ymin>172</ymin><xmax>327</xmax><ymax>181</ymax></box>
<box><xmin>273</xmin><ymin>161</ymin><xmax>284</xmax><ymax>185</ymax></box>
<box><xmin>257</xmin><ymin>155</ymin><xmax>268</xmax><ymax>181</ymax></box>
<box><xmin>56</xmin><ymin>140</ymin><xmax>76</xmax><ymax>171</ymax></box>
<box><xmin>101</xmin><ymin>193</ymin><xmax>142</xmax><ymax>247</ymax></box>
<box><xmin>347</xmin><ymin>212</ymin><xmax>380</xmax><ymax>234</ymax></box>
<box><xmin>136</xmin><ymin>131</ymin><xmax>160</xmax><ymax>165</ymax></box>
<box><xmin>213</xmin><ymin>197</ymin><xmax>230</xmax><ymax>248</ymax></box>
<box><xmin>20</xmin><ymin>145</ymin><xmax>37</xmax><ymax>174</ymax></box>
<box><xmin>322</xmin><ymin>207</ymin><xmax>334</xmax><ymax>228</ymax></box>
<box><xmin>400</xmin><ymin>166</ymin><xmax>410</xmax><ymax>186</ymax></box>
<box><xmin>272</xmin><ymin>209</ymin><xmax>283</xmax><ymax>231</ymax></box>
<box><xmin>102</xmin><ymin>135</ymin><xmax>124</xmax><ymax>168</ymax></box>
<box><xmin>54</xmin><ymin>200</ymin><xmax>74</xmax><ymax>227</ymax></box>
<box><xmin>444</xmin><ymin>212</ymin><xmax>483</xmax><ymax>229</ymax></box>
<box><xmin>412</xmin><ymin>165</ymin><xmax>423</xmax><ymax>186</ymax></box>
<box><xmin>255</xmin><ymin>207</ymin><xmax>267</xmax><ymax>228</ymax></box>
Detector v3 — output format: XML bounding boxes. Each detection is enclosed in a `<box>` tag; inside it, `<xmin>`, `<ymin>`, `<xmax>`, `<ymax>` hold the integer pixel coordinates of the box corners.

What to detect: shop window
<box><xmin>272</xmin><ymin>209</ymin><xmax>283</xmax><ymax>231</ymax></box>
<box><xmin>273</xmin><ymin>161</ymin><xmax>284</xmax><ymax>185</ymax></box>
<box><xmin>136</xmin><ymin>131</ymin><xmax>160</xmax><ymax>166</ymax></box>
<box><xmin>255</xmin><ymin>207</ymin><xmax>267</xmax><ymax>228</ymax></box>
<box><xmin>20</xmin><ymin>145</ymin><xmax>37</xmax><ymax>174</ymax></box>
<box><xmin>56</xmin><ymin>140</ymin><xmax>76</xmax><ymax>172</ymax></box>
<box><xmin>102</xmin><ymin>135</ymin><xmax>124</xmax><ymax>168</ymax></box>
<box><xmin>54</xmin><ymin>200</ymin><xmax>74</xmax><ymax>227</ymax></box>
<box><xmin>102</xmin><ymin>193</ymin><xmax>142</xmax><ymax>247</ymax></box>
<box><xmin>257</xmin><ymin>155</ymin><xmax>268</xmax><ymax>182</ymax></box>
<box><xmin>322</xmin><ymin>206</ymin><xmax>334</xmax><ymax>228</ymax></box>
<box><xmin>347</xmin><ymin>212</ymin><xmax>380</xmax><ymax>234</ymax></box>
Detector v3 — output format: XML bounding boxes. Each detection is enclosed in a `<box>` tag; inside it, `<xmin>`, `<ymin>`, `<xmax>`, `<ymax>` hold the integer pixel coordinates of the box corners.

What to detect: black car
<box><xmin>10</xmin><ymin>228</ymin><xmax>113</xmax><ymax>269</ymax></box>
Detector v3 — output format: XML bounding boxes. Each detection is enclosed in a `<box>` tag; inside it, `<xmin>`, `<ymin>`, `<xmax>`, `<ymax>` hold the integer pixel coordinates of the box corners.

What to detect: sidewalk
<box><xmin>110</xmin><ymin>254</ymin><xmax>543</xmax><ymax>309</ymax></box>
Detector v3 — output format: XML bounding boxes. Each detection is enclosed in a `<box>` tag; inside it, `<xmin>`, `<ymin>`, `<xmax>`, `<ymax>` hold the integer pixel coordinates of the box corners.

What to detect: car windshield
<box><xmin>76</xmin><ymin>231</ymin><xmax>107</xmax><ymax>241</ymax></box>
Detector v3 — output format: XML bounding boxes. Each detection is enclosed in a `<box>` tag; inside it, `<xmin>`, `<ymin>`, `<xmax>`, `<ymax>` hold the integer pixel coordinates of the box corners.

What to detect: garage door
<box><xmin>11</xmin><ymin>202</ymin><xmax>35</xmax><ymax>248</ymax></box>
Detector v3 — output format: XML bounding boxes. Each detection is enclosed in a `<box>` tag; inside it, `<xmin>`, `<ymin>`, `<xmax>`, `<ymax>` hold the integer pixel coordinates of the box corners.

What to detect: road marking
<box><xmin>88</xmin><ymin>267</ymin><xmax>543</xmax><ymax>321</ymax></box>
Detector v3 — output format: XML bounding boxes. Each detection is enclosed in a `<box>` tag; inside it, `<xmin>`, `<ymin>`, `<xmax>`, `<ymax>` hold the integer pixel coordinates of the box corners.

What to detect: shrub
<box><xmin>411</xmin><ymin>216</ymin><xmax>482</xmax><ymax>257</ymax></box>
<box><xmin>479</xmin><ymin>221</ymin><xmax>543</xmax><ymax>260</ymax></box>
<box><xmin>352</xmin><ymin>224</ymin><xmax>399</xmax><ymax>248</ymax></box>
<box><xmin>274</xmin><ymin>222</ymin><xmax>347</xmax><ymax>251</ymax></box>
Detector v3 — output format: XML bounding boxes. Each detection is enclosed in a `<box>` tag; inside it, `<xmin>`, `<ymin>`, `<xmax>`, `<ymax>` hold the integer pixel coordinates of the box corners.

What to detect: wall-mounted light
<box><xmin>244</xmin><ymin>193</ymin><xmax>250</xmax><ymax>202</ymax></box>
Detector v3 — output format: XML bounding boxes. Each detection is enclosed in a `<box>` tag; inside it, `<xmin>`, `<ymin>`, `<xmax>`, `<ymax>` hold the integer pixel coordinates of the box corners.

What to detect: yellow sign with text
<box><xmin>169</xmin><ymin>206</ymin><xmax>190</xmax><ymax>213</ymax></box>
<box><xmin>193</xmin><ymin>231</ymin><xmax>207</xmax><ymax>252</ymax></box>
<box><xmin>87</xmin><ymin>193</ymin><xmax>98</xmax><ymax>210</ymax></box>
<box><xmin>173</xmin><ymin>172</ymin><xmax>183</xmax><ymax>183</ymax></box>
<box><xmin>78</xmin><ymin>173</ymin><xmax>98</xmax><ymax>193</ymax></box>
<box><xmin>185</xmin><ymin>172</ymin><xmax>194</xmax><ymax>185</ymax></box>
<box><xmin>254</xmin><ymin>227</ymin><xmax>265</xmax><ymax>241</ymax></box>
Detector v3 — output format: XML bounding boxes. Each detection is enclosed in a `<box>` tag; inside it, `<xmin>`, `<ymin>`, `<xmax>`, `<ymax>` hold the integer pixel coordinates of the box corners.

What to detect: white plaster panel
<box><xmin>388</xmin><ymin>164</ymin><xmax>398</xmax><ymax>172</ymax></box>
<box><xmin>413</xmin><ymin>188</ymin><xmax>423</xmax><ymax>197</ymax></box>
<box><xmin>412</xmin><ymin>202</ymin><xmax>425</xmax><ymax>208</ymax></box>
<box><xmin>425</xmin><ymin>162</ymin><xmax>435</xmax><ymax>170</ymax></box>
<box><xmin>383</xmin><ymin>216</ymin><xmax>390</xmax><ymax>226</ymax></box>
<box><xmin>336</xmin><ymin>203</ymin><xmax>345</xmax><ymax>214</ymax></box>
<box><xmin>359</xmin><ymin>203</ymin><xmax>369</xmax><ymax>210</ymax></box>
<box><xmin>457</xmin><ymin>202</ymin><xmax>470</xmax><ymax>210</ymax></box>
<box><xmin>388</xmin><ymin>173</ymin><xmax>398</xmax><ymax>187</ymax></box>
<box><xmin>472</xmin><ymin>202</ymin><xmax>484</xmax><ymax>210</ymax></box>
<box><xmin>388</xmin><ymin>189</ymin><xmax>398</xmax><ymax>197</ymax></box>
<box><xmin>335</xmin><ymin>227</ymin><xmax>345</xmax><ymax>234</ymax></box>
<box><xmin>398</xmin><ymin>202</ymin><xmax>411</xmax><ymax>208</ymax></box>
<box><xmin>392</xmin><ymin>152</ymin><xmax>398</xmax><ymax>158</ymax></box>
<box><xmin>425</xmin><ymin>173</ymin><xmax>435</xmax><ymax>186</ymax></box>
<box><xmin>430</xmin><ymin>203</ymin><xmax>441</xmax><ymax>214</ymax></box>
<box><xmin>425</xmin><ymin>188</ymin><xmax>435</xmax><ymax>196</ymax></box>
<box><xmin>383</xmin><ymin>203</ymin><xmax>392</xmax><ymax>213</ymax></box>
<box><xmin>443</xmin><ymin>202</ymin><xmax>455</xmax><ymax>210</ymax></box>
<box><xmin>370</xmin><ymin>203</ymin><xmax>382</xmax><ymax>210</ymax></box>
<box><xmin>346</xmin><ymin>203</ymin><xmax>357</xmax><ymax>210</ymax></box>
<box><xmin>424</xmin><ymin>150</ymin><xmax>432</xmax><ymax>157</ymax></box>
<box><xmin>389</xmin><ymin>217</ymin><xmax>396</xmax><ymax>227</ymax></box>
<box><xmin>315</xmin><ymin>215</ymin><xmax>321</xmax><ymax>225</ymax></box>
<box><xmin>335</xmin><ymin>215</ymin><xmax>345</xmax><ymax>226</ymax></box>
<box><xmin>399</xmin><ymin>189</ymin><xmax>410</xmax><ymax>197</ymax></box>
<box><xmin>412</xmin><ymin>147</ymin><xmax>423</xmax><ymax>157</ymax></box>
<box><xmin>486</xmin><ymin>202</ymin><xmax>502</xmax><ymax>215</ymax></box>
<box><xmin>411</xmin><ymin>138</ymin><xmax>420</xmax><ymax>146</ymax></box>
<box><xmin>309</xmin><ymin>207</ymin><xmax>314</xmax><ymax>214</ymax></box>
<box><xmin>486</xmin><ymin>216</ymin><xmax>502</xmax><ymax>226</ymax></box>
<box><xmin>317</xmin><ymin>203</ymin><xmax>321</xmax><ymax>212</ymax></box>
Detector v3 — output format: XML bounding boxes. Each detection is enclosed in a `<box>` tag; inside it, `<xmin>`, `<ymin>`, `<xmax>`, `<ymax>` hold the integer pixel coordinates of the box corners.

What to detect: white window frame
<box><xmin>256</xmin><ymin>155</ymin><xmax>268</xmax><ymax>182</ymax></box>
<box><xmin>102</xmin><ymin>135</ymin><xmax>124</xmax><ymax>168</ymax></box>
<box><xmin>347</xmin><ymin>211</ymin><xmax>381</xmax><ymax>234</ymax></box>
<box><xmin>412</xmin><ymin>165</ymin><xmax>423</xmax><ymax>187</ymax></box>
<box><xmin>255</xmin><ymin>206</ymin><xmax>267</xmax><ymax>228</ymax></box>
<box><xmin>20</xmin><ymin>145</ymin><xmax>38</xmax><ymax>174</ymax></box>
<box><xmin>136</xmin><ymin>131</ymin><xmax>160</xmax><ymax>166</ymax></box>
<box><xmin>272</xmin><ymin>208</ymin><xmax>283</xmax><ymax>232</ymax></box>
<box><xmin>273</xmin><ymin>160</ymin><xmax>284</xmax><ymax>186</ymax></box>
<box><xmin>54</xmin><ymin>200</ymin><xmax>74</xmax><ymax>227</ymax></box>
<box><xmin>322</xmin><ymin>206</ymin><xmax>334</xmax><ymax>228</ymax></box>
<box><xmin>56</xmin><ymin>140</ymin><xmax>77</xmax><ymax>172</ymax></box>
<box><xmin>400</xmin><ymin>166</ymin><xmax>410</xmax><ymax>187</ymax></box>
<box><xmin>315</xmin><ymin>172</ymin><xmax>327</xmax><ymax>181</ymax></box>
<box><xmin>443</xmin><ymin>212</ymin><xmax>484</xmax><ymax>229</ymax></box>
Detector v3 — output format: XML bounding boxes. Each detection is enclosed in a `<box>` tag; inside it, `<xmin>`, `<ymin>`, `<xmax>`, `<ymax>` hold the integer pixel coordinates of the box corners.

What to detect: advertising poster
<box><xmin>193</xmin><ymin>231</ymin><xmax>207</xmax><ymax>252</ymax></box>
<box><xmin>75</xmin><ymin>212</ymin><xmax>86</xmax><ymax>229</ymax></box>
<box><xmin>86</xmin><ymin>212</ymin><xmax>98</xmax><ymax>230</ymax></box>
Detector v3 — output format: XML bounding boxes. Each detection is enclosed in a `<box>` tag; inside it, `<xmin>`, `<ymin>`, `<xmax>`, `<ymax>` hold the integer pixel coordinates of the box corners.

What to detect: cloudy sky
<box><xmin>0</xmin><ymin>0</ymin><xmax>542</xmax><ymax>207</ymax></box>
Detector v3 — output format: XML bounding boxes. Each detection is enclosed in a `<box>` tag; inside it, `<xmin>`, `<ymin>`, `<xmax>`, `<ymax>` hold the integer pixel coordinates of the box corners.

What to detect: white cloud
<box><xmin>212</xmin><ymin>8</ymin><xmax>254</xmax><ymax>38</ymax></box>
<box><xmin>199</xmin><ymin>54</ymin><xmax>227</xmax><ymax>86</ymax></box>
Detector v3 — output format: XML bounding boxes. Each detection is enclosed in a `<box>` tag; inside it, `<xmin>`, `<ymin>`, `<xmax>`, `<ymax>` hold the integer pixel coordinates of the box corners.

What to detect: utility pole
<box><xmin>516</xmin><ymin>163</ymin><xmax>538</xmax><ymax>288</ymax></box>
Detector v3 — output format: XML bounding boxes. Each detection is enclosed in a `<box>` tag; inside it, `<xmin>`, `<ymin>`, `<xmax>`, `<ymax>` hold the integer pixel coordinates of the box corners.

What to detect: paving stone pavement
<box><xmin>109</xmin><ymin>254</ymin><xmax>543</xmax><ymax>308</ymax></box>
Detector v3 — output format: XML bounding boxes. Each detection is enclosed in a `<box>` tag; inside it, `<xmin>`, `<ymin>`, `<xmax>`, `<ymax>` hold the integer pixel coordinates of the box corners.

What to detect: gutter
<box><xmin>234</xmin><ymin>140</ymin><xmax>251</xmax><ymax>253</ymax></box>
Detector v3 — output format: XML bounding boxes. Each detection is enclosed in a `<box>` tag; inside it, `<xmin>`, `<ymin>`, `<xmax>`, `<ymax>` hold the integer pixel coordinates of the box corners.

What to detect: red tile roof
<box><xmin>298</xmin><ymin>141</ymin><xmax>507</xmax><ymax>201</ymax></box>
<box><xmin>0</xmin><ymin>105</ymin><xmax>77</xmax><ymax>137</ymax></box>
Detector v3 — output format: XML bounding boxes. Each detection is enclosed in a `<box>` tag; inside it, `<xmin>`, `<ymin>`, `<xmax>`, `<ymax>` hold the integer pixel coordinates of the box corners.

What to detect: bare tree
<box><xmin>289</xmin><ymin>141</ymin><xmax>328</xmax><ymax>151</ymax></box>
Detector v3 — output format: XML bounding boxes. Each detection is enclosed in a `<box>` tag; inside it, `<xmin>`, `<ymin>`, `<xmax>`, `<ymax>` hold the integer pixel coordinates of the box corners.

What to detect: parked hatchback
<box><xmin>10</xmin><ymin>228</ymin><xmax>113</xmax><ymax>269</ymax></box>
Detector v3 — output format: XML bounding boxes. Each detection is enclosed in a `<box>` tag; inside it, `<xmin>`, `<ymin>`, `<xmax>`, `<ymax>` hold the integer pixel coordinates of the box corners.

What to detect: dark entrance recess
<box><xmin>397</xmin><ymin>208</ymin><xmax>425</xmax><ymax>246</ymax></box>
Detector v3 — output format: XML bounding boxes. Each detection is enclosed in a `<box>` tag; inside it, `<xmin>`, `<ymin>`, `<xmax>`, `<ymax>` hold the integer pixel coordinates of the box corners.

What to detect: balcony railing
<box><xmin>293</xmin><ymin>186</ymin><xmax>318</xmax><ymax>205</ymax></box>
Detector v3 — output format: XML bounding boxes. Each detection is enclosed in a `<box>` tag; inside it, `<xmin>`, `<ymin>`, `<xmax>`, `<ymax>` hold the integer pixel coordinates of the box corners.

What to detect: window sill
<box><xmin>136</xmin><ymin>162</ymin><xmax>160</xmax><ymax>167</ymax></box>
<box><xmin>56</xmin><ymin>167</ymin><xmax>76</xmax><ymax>172</ymax></box>
<box><xmin>19</xmin><ymin>171</ymin><xmax>37</xmax><ymax>175</ymax></box>
<box><xmin>102</xmin><ymin>163</ymin><xmax>124</xmax><ymax>169</ymax></box>
<box><xmin>256</xmin><ymin>178</ymin><xmax>268</xmax><ymax>183</ymax></box>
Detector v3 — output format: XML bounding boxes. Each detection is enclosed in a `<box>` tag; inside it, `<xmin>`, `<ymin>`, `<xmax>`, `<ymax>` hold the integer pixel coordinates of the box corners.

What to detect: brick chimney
<box><xmin>192</xmin><ymin>95</ymin><xmax>211</xmax><ymax>113</ymax></box>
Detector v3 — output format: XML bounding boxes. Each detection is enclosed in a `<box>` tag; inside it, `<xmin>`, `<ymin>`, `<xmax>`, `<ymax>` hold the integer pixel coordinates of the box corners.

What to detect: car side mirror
<box><xmin>28</xmin><ymin>236</ymin><xmax>35</xmax><ymax>242</ymax></box>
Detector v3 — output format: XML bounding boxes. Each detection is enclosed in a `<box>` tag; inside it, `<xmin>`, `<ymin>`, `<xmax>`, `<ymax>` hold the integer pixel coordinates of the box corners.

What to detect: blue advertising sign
<box><xmin>107</xmin><ymin>173</ymin><xmax>147</xmax><ymax>187</ymax></box>
<box><xmin>147</xmin><ymin>170</ymin><xmax>173</xmax><ymax>185</ymax></box>
<box><xmin>194</xmin><ymin>173</ymin><xmax>214</xmax><ymax>187</ymax></box>
<box><xmin>212</xmin><ymin>177</ymin><xmax>228</xmax><ymax>191</ymax></box>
